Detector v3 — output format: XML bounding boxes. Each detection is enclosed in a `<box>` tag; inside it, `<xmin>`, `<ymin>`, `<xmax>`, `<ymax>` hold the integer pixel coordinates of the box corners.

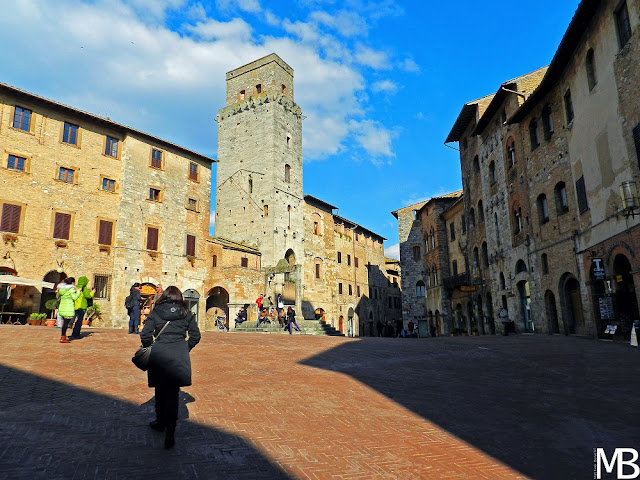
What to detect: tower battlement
<box><xmin>225</xmin><ymin>53</ymin><xmax>294</xmax><ymax>107</ymax></box>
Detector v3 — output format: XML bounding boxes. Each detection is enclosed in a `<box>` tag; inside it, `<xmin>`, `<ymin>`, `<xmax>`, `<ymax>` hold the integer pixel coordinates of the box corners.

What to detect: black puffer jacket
<box><xmin>140</xmin><ymin>302</ymin><xmax>201</xmax><ymax>388</ymax></box>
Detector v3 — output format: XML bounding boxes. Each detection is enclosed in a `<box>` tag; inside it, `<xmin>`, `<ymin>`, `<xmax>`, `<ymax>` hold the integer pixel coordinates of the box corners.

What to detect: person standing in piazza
<box><xmin>126</xmin><ymin>283</ymin><xmax>143</xmax><ymax>334</ymax></box>
<box><xmin>71</xmin><ymin>276</ymin><xmax>95</xmax><ymax>339</ymax></box>
<box><xmin>57</xmin><ymin>277</ymin><xmax>80</xmax><ymax>344</ymax></box>
<box><xmin>256</xmin><ymin>294</ymin><xmax>264</xmax><ymax>312</ymax></box>
<box><xmin>262</xmin><ymin>295</ymin><xmax>271</xmax><ymax>311</ymax></box>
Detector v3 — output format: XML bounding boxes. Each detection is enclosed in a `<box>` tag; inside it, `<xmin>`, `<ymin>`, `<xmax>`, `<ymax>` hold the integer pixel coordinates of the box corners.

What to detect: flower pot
<box><xmin>45</xmin><ymin>319</ymin><xmax>57</xmax><ymax>327</ymax></box>
<box><xmin>82</xmin><ymin>319</ymin><xmax>89</xmax><ymax>325</ymax></box>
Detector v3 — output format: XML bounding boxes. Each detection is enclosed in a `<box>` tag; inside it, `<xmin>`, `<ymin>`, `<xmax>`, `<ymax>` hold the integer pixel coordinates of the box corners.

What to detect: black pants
<box><xmin>61</xmin><ymin>316</ymin><xmax>74</xmax><ymax>336</ymax></box>
<box><xmin>155</xmin><ymin>386</ymin><xmax>180</xmax><ymax>428</ymax></box>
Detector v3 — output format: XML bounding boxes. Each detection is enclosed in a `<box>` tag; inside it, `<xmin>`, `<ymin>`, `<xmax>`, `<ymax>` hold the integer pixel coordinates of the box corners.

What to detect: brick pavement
<box><xmin>0</xmin><ymin>327</ymin><xmax>638</xmax><ymax>479</ymax></box>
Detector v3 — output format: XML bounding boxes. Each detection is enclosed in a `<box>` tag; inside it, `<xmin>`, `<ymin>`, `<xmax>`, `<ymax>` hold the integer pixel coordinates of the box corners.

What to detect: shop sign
<box><xmin>459</xmin><ymin>285</ymin><xmax>476</xmax><ymax>292</ymax></box>
<box><xmin>591</xmin><ymin>258</ymin><xmax>605</xmax><ymax>280</ymax></box>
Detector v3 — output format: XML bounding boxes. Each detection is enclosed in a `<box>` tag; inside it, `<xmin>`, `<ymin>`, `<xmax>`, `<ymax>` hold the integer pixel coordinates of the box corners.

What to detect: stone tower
<box><xmin>215</xmin><ymin>54</ymin><xmax>305</xmax><ymax>270</ymax></box>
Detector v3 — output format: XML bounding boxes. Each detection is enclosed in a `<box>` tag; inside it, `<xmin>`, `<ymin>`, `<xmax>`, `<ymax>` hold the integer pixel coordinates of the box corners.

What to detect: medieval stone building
<box><xmin>0</xmin><ymin>53</ymin><xmax>395</xmax><ymax>335</ymax></box>
<box><xmin>401</xmin><ymin>0</ymin><xmax>640</xmax><ymax>339</ymax></box>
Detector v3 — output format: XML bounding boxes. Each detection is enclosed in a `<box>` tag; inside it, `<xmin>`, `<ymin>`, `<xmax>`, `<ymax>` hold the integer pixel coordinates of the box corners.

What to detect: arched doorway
<box><xmin>561</xmin><ymin>276</ymin><xmax>584</xmax><ymax>335</ymax></box>
<box><xmin>285</xmin><ymin>249</ymin><xmax>296</xmax><ymax>265</ymax></box>
<box><xmin>476</xmin><ymin>294</ymin><xmax>484</xmax><ymax>335</ymax></box>
<box><xmin>545</xmin><ymin>290</ymin><xmax>560</xmax><ymax>333</ymax></box>
<box><xmin>517</xmin><ymin>280</ymin><xmax>534</xmax><ymax>332</ymax></box>
<box><xmin>39</xmin><ymin>270</ymin><xmax>67</xmax><ymax>315</ymax></box>
<box><xmin>486</xmin><ymin>292</ymin><xmax>495</xmax><ymax>334</ymax></box>
<box><xmin>206</xmin><ymin>286</ymin><xmax>229</xmax><ymax>327</ymax></box>
<box><xmin>183</xmin><ymin>289</ymin><xmax>200</xmax><ymax>322</ymax></box>
<box><xmin>613</xmin><ymin>254</ymin><xmax>638</xmax><ymax>339</ymax></box>
<box><xmin>347</xmin><ymin>307</ymin><xmax>354</xmax><ymax>337</ymax></box>
<box><xmin>455</xmin><ymin>303</ymin><xmax>463</xmax><ymax>334</ymax></box>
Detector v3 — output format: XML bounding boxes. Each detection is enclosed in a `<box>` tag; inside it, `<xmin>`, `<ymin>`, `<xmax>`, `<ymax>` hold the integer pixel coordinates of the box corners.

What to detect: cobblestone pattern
<box><xmin>2</xmin><ymin>326</ymin><xmax>639</xmax><ymax>479</ymax></box>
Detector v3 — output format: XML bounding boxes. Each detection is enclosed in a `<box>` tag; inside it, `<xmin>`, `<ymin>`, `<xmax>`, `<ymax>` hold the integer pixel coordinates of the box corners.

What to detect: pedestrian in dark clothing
<box><xmin>140</xmin><ymin>286</ymin><xmax>201</xmax><ymax>449</ymax></box>
<box><xmin>286</xmin><ymin>307</ymin><xmax>301</xmax><ymax>334</ymax></box>
<box><xmin>235</xmin><ymin>304</ymin><xmax>248</xmax><ymax>327</ymax></box>
<box><xmin>376</xmin><ymin>320</ymin><xmax>383</xmax><ymax>337</ymax></box>
<box><xmin>126</xmin><ymin>283</ymin><xmax>142</xmax><ymax>334</ymax></box>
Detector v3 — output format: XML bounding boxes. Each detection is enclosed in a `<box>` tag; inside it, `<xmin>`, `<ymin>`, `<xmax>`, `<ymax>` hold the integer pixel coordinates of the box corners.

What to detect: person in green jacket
<box><xmin>57</xmin><ymin>277</ymin><xmax>81</xmax><ymax>344</ymax></box>
<box><xmin>71</xmin><ymin>276</ymin><xmax>95</xmax><ymax>339</ymax></box>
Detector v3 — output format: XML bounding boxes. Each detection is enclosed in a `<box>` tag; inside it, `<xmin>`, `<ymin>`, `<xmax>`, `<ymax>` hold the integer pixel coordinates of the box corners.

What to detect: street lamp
<box><xmin>621</xmin><ymin>181</ymin><xmax>640</xmax><ymax>217</ymax></box>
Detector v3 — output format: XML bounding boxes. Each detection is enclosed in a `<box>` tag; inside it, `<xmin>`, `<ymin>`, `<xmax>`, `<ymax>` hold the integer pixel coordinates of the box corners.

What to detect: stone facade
<box><xmin>0</xmin><ymin>83</ymin><xmax>214</xmax><ymax>327</ymax></box>
<box><xmin>441</xmin><ymin>0</ymin><xmax>640</xmax><ymax>340</ymax></box>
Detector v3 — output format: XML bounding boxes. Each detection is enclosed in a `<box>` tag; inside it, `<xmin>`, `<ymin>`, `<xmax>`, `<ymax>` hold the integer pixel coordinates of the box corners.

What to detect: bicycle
<box><xmin>215</xmin><ymin>316</ymin><xmax>229</xmax><ymax>332</ymax></box>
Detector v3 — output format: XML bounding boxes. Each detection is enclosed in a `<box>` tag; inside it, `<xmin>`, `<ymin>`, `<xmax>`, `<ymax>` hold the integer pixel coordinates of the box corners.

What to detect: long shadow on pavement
<box><xmin>301</xmin><ymin>335</ymin><xmax>640</xmax><ymax>480</ymax></box>
<box><xmin>0</xmin><ymin>364</ymin><xmax>290</xmax><ymax>480</ymax></box>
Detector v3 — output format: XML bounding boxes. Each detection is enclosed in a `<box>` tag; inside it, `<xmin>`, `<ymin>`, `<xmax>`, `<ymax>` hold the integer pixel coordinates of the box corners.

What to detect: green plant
<box><xmin>29</xmin><ymin>313</ymin><xmax>46</xmax><ymax>320</ymax></box>
<box><xmin>84</xmin><ymin>304</ymin><xmax>102</xmax><ymax>325</ymax></box>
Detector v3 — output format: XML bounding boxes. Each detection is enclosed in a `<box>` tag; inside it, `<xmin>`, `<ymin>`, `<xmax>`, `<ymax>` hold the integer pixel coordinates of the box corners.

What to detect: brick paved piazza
<box><xmin>1</xmin><ymin>327</ymin><xmax>638</xmax><ymax>480</ymax></box>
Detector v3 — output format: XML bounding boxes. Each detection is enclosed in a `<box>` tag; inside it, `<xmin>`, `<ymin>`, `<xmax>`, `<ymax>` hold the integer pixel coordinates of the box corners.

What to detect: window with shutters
<box><xmin>338</xmin><ymin>283</ymin><xmax>343</xmax><ymax>294</ymax></box>
<box><xmin>576</xmin><ymin>176</ymin><xmax>589</xmax><ymax>213</ymax></box>
<box><xmin>633</xmin><ymin>123</ymin><xmax>640</xmax><ymax>169</ymax></box>
<box><xmin>105</xmin><ymin>136</ymin><xmax>119</xmax><ymax>157</ymax></box>
<box><xmin>149</xmin><ymin>187</ymin><xmax>161</xmax><ymax>202</ymax></box>
<box><xmin>240</xmin><ymin>257</ymin><xmax>248</xmax><ymax>268</ymax></box>
<box><xmin>355</xmin><ymin>257</ymin><xmax>358</xmax><ymax>268</ymax></box>
<box><xmin>0</xmin><ymin>203</ymin><xmax>21</xmax><ymax>233</ymax></box>
<box><xmin>186</xmin><ymin>234</ymin><xmax>196</xmax><ymax>257</ymax></box>
<box><xmin>564</xmin><ymin>90</ymin><xmax>574</xmax><ymax>124</ymax></box>
<box><xmin>62</xmin><ymin>122</ymin><xmax>79</xmax><ymax>146</ymax></box>
<box><xmin>93</xmin><ymin>274</ymin><xmax>111</xmax><ymax>299</ymax></box>
<box><xmin>337</xmin><ymin>251</ymin><xmax>342</xmax><ymax>263</ymax></box>
<box><xmin>12</xmin><ymin>106</ymin><xmax>31</xmax><ymax>132</ymax></box>
<box><xmin>151</xmin><ymin>148</ymin><xmax>163</xmax><ymax>169</ymax></box>
<box><xmin>146</xmin><ymin>226</ymin><xmax>159</xmax><ymax>251</ymax></box>
<box><xmin>53</xmin><ymin>212</ymin><xmax>72</xmax><ymax>240</ymax></box>
<box><xmin>101</xmin><ymin>177</ymin><xmax>116</xmax><ymax>192</ymax></box>
<box><xmin>586</xmin><ymin>49</ymin><xmax>597</xmax><ymax>91</ymax></box>
<box><xmin>615</xmin><ymin>1</ymin><xmax>632</xmax><ymax>49</ymax></box>
<box><xmin>188</xmin><ymin>162</ymin><xmax>198</xmax><ymax>181</ymax></box>
<box><xmin>450</xmin><ymin>222</ymin><xmax>456</xmax><ymax>241</ymax></box>
<box><xmin>555</xmin><ymin>182</ymin><xmax>569</xmax><ymax>214</ymax></box>
<box><xmin>284</xmin><ymin>164</ymin><xmax>290</xmax><ymax>183</ymax></box>
<box><xmin>537</xmin><ymin>194</ymin><xmax>549</xmax><ymax>224</ymax></box>
<box><xmin>347</xmin><ymin>254</ymin><xmax>351</xmax><ymax>266</ymax></box>
<box><xmin>97</xmin><ymin>219</ymin><xmax>114</xmax><ymax>246</ymax></box>
<box><xmin>187</xmin><ymin>198</ymin><xmax>197</xmax><ymax>211</ymax></box>
<box><xmin>529</xmin><ymin>119</ymin><xmax>540</xmax><ymax>150</ymax></box>
<box><xmin>348</xmin><ymin>284</ymin><xmax>352</xmax><ymax>296</ymax></box>
<box><xmin>7</xmin><ymin>154</ymin><xmax>26</xmax><ymax>172</ymax></box>
<box><xmin>542</xmin><ymin>104</ymin><xmax>554</xmax><ymax>140</ymax></box>
<box><xmin>58</xmin><ymin>166</ymin><xmax>75</xmax><ymax>183</ymax></box>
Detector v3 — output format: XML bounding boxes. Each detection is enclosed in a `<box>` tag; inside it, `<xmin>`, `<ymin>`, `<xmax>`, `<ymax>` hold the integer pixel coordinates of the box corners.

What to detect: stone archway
<box><xmin>613</xmin><ymin>254</ymin><xmax>639</xmax><ymax>339</ymax></box>
<box><xmin>206</xmin><ymin>286</ymin><xmax>228</xmax><ymax>329</ymax></box>
<box><xmin>517</xmin><ymin>280</ymin><xmax>533</xmax><ymax>332</ymax></box>
<box><xmin>39</xmin><ymin>270</ymin><xmax>67</xmax><ymax>314</ymax></box>
<box><xmin>560</xmin><ymin>274</ymin><xmax>584</xmax><ymax>335</ymax></box>
<box><xmin>545</xmin><ymin>290</ymin><xmax>560</xmax><ymax>334</ymax></box>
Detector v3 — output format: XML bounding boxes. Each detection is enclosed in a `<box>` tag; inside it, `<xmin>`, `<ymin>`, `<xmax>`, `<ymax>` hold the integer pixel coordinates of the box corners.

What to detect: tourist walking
<box><xmin>57</xmin><ymin>277</ymin><xmax>80</xmax><ymax>344</ymax></box>
<box><xmin>286</xmin><ymin>306</ymin><xmax>301</xmax><ymax>334</ymax></box>
<box><xmin>126</xmin><ymin>283</ymin><xmax>142</xmax><ymax>334</ymax></box>
<box><xmin>71</xmin><ymin>276</ymin><xmax>95</xmax><ymax>339</ymax></box>
<box><xmin>140</xmin><ymin>286</ymin><xmax>201</xmax><ymax>449</ymax></box>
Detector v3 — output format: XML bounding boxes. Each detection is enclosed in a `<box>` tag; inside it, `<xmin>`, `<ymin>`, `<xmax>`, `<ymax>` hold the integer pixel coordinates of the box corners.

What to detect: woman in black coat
<box><xmin>140</xmin><ymin>286</ymin><xmax>201</xmax><ymax>448</ymax></box>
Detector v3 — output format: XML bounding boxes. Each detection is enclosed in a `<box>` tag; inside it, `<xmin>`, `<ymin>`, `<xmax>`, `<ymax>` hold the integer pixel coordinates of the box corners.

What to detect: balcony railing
<box><xmin>442</xmin><ymin>272</ymin><xmax>471</xmax><ymax>289</ymax></box>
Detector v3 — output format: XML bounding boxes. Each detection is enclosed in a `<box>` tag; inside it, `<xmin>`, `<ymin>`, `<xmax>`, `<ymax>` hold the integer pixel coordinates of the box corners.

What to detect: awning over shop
<box><xmin>0</xmin><ymin>275</ymin><xmax>54</xmax><ymax>289</ymax></box>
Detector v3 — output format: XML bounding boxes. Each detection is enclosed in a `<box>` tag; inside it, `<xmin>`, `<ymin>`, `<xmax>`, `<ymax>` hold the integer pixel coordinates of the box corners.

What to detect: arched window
<box><xmin>469</xmin><ymin>208</ymin><xmax>476</xmax><ymax>229</ymax></box>
<box><xmin>430</xmin><ymin>229</ymin><xmax>436</xmax><ymax>249</ymax></box>
<box><xmin>555</xmin><ymin>182</ymin><xmax>568</xmax><ymax>214</ymax></box>
<box><xmin>473</xmin><ymin>155</ymin><xmax>480</xmax><ymax>173</ymax></box>
<box><xmin>473</xmin><ymin>246</ymin><xmax>480</xmax><ymax>270</ymax></box>
<box><xmin>513</xmin><ymin>207</ymin><xmax>522</xmax><ymax>234</ymax></box>
<box><xmin>529</xmin><ymin>119</ymin><xmax>540</xmax><ymax>150</ymax></box>
<box><xmin>495</xmin><ymin>213</ymin><xmax>501</xmax><ymax>246</ymax></box>
<box><xmin>452</xmin><ymin>260</ymin><xmax>458</xmax><ymax>276</ymax></box>
<box><xmin>416</xmin><ymin>280</ymin><xmax>425</xmax><ymax>297</ymax></box>
<box><xmin>478</xmin><ymin>200</ymin><xmax>484</xmax><ymax>223</ymax></box>
<box><xmin>537</xmin><ymin>194</ymin><xmax>549</xmax><ymax>224</ymax></box>
<box><xmin>284</xmin><ymin>164</ymin><xmax>291</xmax><ymax>183</ymax></box>
<box><xmin>586</xmin><ymin>48</ymin><xmax>596</xmax><ymax>91</ymax></box>
<box><xmin>314</xmin><ymin>258</ymin><xmax>322</xmax><ymax>279</ymax></box>
<box><xmin>288</xmin><ymin>205</ymin><xmax>292</xmax><ymax>230</ymax></box>
<box><xmin>281</xmin><ymin>84</ymin><xmax>288</xmax><ymax>94</ymax></box>
<box><xmin>489</xmin><ymin>161</ymin><xmax>496</xmax><ymax>184</ymax></box>
<box><xmin>482</xmin><ymin>242</ymin><xmax>489</xmax><ymax>268</ymax></box>
<box><xmin>516</xmin><ymin>259</ymin><xmax>527</xmax><ymax>274</ymax></box>
<box><xmin>542</xmin><ymin>104</ymin><xmax>554</xmax><ymax>140</ymax></box>
<box><xmin>433</xmin><ymin>269</ymin><xmax>438</xmax><ymax>286</ymax></box>
<box><xmin>506</xmin><ymin>137</ymin><xmax>516</xmax><ymax>168</ymax></box>
<box><xmin>541</xmin><ymin>253</ymin><xmax>549</xmax><ymax>274</ymax></box>
<box><xmin>499</xmin><ymin>272</ymin><xmax>506</xmax><ymax>290</ymax></box>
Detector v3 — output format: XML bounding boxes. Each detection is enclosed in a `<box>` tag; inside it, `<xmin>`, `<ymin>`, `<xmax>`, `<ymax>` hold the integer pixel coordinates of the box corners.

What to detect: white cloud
<box><xmin>384</xmin><ymin>243</ymin><xmax>400</xmax><ymax>260</ymax></box>
<box><xmin>216</xmin><ymin>0</ymin><xmax>261</xmax><ymax>13</ymax></box>
<box><xmin>399</xmin><ymin>57</ymin><xmax>420</xmax><ymax>73</ymax></box>
<box><xmin>354</xmin><ymin>44</ymin><xmax>390</xmax><ymax>69</ymax></box>
<box><xmin>186</xmin><ymin>18</ymin><xmax>253</xmax><ymax>41</ymax></box>
<box><xmin>309</xmin><ymin>10</ymin><xmax>369</xmax><ymax>37</ymax></box>
<box><xmin>371</xmin><ymin>80</ymin><xmax>397</xmax><ymax>94</ymax></box>
<box><xmin>349</xmin><ymin>119</ymin><xmax>395</xmax><ymax>160</ymax></box>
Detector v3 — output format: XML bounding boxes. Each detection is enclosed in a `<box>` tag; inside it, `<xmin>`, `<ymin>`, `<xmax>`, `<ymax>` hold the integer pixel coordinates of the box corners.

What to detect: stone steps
<box><xmin>232</xmin><ymin>319</ymin><xmax>343</xmax><ymax>336</ymax></box>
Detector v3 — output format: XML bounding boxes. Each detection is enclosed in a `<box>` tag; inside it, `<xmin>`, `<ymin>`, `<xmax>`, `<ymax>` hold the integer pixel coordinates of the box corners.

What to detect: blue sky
<box><xmin>1</xmin><ymin>0</ymin><xmax>581</xmax><ymax>259</ymax></box>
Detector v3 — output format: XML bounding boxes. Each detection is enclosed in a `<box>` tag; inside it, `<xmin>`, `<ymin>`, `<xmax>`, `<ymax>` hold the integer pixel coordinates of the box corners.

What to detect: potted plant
<box><xmin>55</xmin><ymin>240</ymin><xmax>67</xmax><ymax>248</ymax></box>
<box><xmin>186</xmin><ymin>255</ymin><xmax>196</xmax><ymax>265</ymax></box>
<box><xmin>3</xmin><ymin>233</ymin><xmax>17</xmax><ymax>246</ymax></box>
<box><xmin>28</xmin><ymin>313</ymin><xmax>47</xmax><ymax>326</ymax></box>
<box><xmin>148</xmin><ymin>251</ymin><xmax>158</xmax><ymax>259</ymax></box>
<box><xmin>83</xmin><ymin>304</ymin><xmax>101</xmax><ymax>325</ymax></box>
<box><xmin>98</xmin><ymin>245</ymin><xmax>111</xmax><ymax>253</ymax></box>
